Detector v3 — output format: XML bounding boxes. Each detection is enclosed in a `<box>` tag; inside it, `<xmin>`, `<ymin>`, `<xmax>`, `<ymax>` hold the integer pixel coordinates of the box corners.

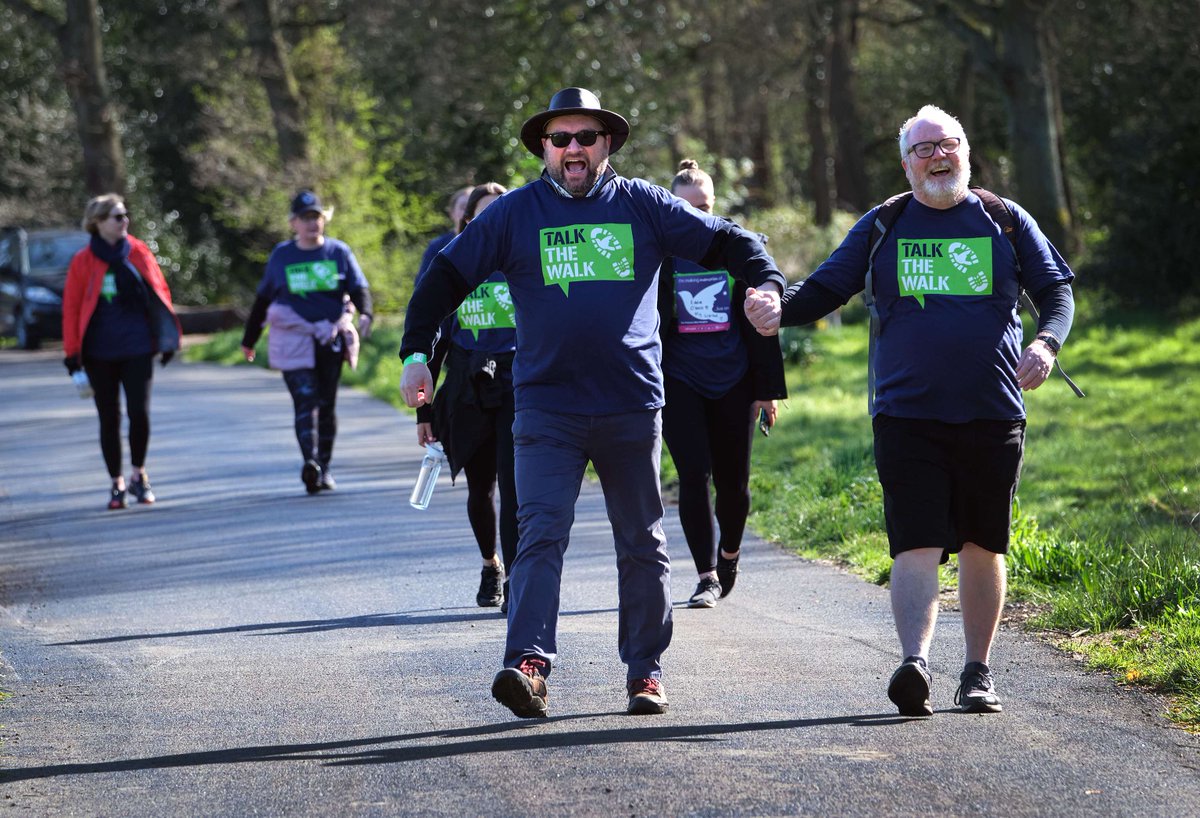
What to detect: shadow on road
<box><xmin>0</xmin><ymin>712</ymin><xmax>906</xmax><ymax>783</ymax></box>
<box><xmin>48</xmin><ymin>606</ymin><xmax>620</xmax><ymax>645</ymax></box>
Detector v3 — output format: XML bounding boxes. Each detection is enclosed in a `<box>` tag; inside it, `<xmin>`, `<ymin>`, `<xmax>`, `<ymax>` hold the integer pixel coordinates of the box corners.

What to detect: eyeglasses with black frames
<box><xmin>108</xmin><ymin>211</ymin><xmax>129</xmax><ymax>222</ymax></box>
<box><xmin>907</xmin><ymin>137</ymin><xmax>962</xmax><ymax>159</ymax></box>
<box><xmin>541</xmin><ymin>130</ymin><xmax>609</xmax><ymax>149</ymax></box>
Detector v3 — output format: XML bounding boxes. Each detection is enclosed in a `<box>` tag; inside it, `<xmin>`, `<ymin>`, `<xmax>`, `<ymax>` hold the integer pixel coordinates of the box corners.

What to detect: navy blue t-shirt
<box><xmin>662</xmin><ymin>258</ymin><xmax>747</xmax><ymax>399</ymax></box>
<box><xmin>255</xmin><ymin>238</ymin><xmax>369</xmax><ymax>323</ymax></box>
<box><xmin>807</xmin><ymin>192</ymin><xmax>1074</xmax><ymax>422</ymax></box>
<box><xmin>83</xmin><ymin>266</ymin><xmax>155</xmax><ymax>360</ymax></box>
<box><xmin>441</xmin><ymin>175</ymin><xmax>778</xmax><ymax>414</ymax></box>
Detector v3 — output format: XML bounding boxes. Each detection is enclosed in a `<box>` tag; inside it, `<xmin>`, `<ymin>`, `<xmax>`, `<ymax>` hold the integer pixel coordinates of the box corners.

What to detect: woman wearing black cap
<box><xmin>241</xmin><ymin>190</ymin><xmax>373</xmax><ymax>494</ymax></box>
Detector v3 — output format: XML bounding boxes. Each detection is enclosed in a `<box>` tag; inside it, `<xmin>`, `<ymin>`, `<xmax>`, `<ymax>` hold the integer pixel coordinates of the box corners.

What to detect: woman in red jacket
<box><xmin>62</xmin><ymin>194</ymin><xmax>181</xmax><ymax>510</ymax></box>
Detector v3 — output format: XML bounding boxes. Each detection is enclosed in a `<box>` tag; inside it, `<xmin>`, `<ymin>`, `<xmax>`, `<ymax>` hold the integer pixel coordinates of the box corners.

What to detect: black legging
<box><xmin>281</xmin><ymin>341</ymin><xmax>344</xmax><ymax>466</ymax></box>
<box><xmin>84</xmin><ymin>354</ymin><xmax>155</xmax><ymax>478</ymax></box>
<box><xmin>661</xmin><ymin>373</ymin><xmax>756</xmax><ymax>575</ymax></box>
<box><xmin>462</xmin><ymin>391</ymin><xmax>518</xmax><ymax>572</ymax></box>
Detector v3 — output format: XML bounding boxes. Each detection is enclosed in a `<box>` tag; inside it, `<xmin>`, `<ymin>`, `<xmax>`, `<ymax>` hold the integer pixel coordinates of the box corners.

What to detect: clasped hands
<box><xmin>744</xmin><ymin>285</ymin><xmax>782</xmax><ymax>336</ymax></box>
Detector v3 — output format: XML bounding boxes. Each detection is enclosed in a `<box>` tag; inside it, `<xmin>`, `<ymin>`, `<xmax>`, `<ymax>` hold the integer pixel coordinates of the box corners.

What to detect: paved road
<box><xmin>1</xmin><ymin>349</ymin><xmax>1198</xmax><ymax>817</ymax></box>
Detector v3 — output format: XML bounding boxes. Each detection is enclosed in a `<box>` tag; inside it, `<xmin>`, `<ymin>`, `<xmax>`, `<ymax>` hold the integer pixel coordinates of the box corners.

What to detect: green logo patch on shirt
<box><xmin>100</xmin><ymin>272</ymin><xmax>117</xmax><ymax>303</ymax></box>
<box><xmin>896</xmin><ymin>237</ymin><xmax>992</xmax><ymax>307</ymax></box>
<box><xmin>458</xmin><ymin>281</ymin><xmax>516</xmax><ymax>340</ymax></box>
<box><xmin>539</xmin><ymin>223</ymin><xmax>635</xmax><ymax>295</ymax></box>
<box><xmin>285</xmin><ymin>260</ymin><xmax>339</xmax><ymax>295</ymax></box>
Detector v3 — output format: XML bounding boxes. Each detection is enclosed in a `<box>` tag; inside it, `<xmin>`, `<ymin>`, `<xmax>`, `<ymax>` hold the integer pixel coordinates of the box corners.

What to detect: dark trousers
<box><xmin>661</xmin><ymin>374</ymin><xmax>755</xmax><ymax>575</ymax></box>
<box><xmin>85</xmin><ymin>354</ymin><xmax>155</xmax><ymax>478</ymax></box>
<box><xmin>462</xmin><ymin>390</ymin><xmax>518</xmax><ymax>571</ymax></box>
<box><xmin>506</xmin><ymin>408</ymin><xmax>671</xmax><ymax>681</ymax></box>
<box><xmin>281</xmin><ymin>341</ymin><xmax>344</xmax><ymax>466</ymax></box>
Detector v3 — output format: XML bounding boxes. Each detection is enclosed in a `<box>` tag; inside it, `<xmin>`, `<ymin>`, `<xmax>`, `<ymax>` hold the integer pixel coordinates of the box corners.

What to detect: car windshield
<box><xmin>29</xmin><ymin>235</ymin><xmax>88</xmax><ymax>272</ymax></box>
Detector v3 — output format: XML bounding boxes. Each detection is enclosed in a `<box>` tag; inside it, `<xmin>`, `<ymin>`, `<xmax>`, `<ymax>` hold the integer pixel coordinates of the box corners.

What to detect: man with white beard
<box><xmin>744</xmin><ymin>104</ymin><xmax>1076</xmax><ymax>717</ymax></box>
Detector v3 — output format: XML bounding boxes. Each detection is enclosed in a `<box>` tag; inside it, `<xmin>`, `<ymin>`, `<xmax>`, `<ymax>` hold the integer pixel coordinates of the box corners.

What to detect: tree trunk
<box><xmin>240</xmin><ymin>0</ymin><xmax>310</xmax><ymax>169</ymax></box>
<box><xmin>996</xmin><ymin>0</ymin><xmax>1072</xmax><ymax>247</ymax></box>
<box><xmin>803</xmin><ymin>3</ymin><xmax>834</xmax><ymax>226</ymax></box>
<box><xmin>804</xmin><ymin>48</ymin><xmax>834</xmax><ymax>227</ymax></box>
<box><xmin>60</xmin><ymin>0</ymin><xmax>125</xmax><ymax>195</ymax></box>
<box><xmin>828</xmin><ymin>0</ymin><xmax>870</xmax><ymax>211</ymax></box>
<box><xmin>747</xmin><ymin>88</ymin><xmax>773</xmax><ymax>209</ymax></box>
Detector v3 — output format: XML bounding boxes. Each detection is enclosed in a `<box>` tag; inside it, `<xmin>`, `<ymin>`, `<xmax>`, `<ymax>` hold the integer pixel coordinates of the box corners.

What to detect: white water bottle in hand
<box><xmin>409</xmin><ymin>442</ymin><xmax>444</xmax><ymax>510</ymax></box>
<box><xmin>71</xmin><ymin>370</ymin><xmax>93</xmax><ymax>399</ymax></box>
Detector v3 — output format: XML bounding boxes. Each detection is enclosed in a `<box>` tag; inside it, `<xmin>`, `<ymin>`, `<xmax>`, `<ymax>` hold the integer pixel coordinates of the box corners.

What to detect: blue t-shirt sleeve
<box><xmin>1005</xmin><ymin>198</ymin><xmax>1075</xmax><ymax>292</ymax></box>
<box><xmin>341</xmin><ymin>242</ymin><xmax>369</xmax><ymax>291</ymax></box>
<box><xmin>442</xmin><ymin>202</ymin><xmax>511</xmax><ymax>291</ymax></box>
<box><xmin>805</xmin><ymin>210</ymin><xmax>875</xmax><ymax>300</ymax></box>
<box><xmin>256</xmin><ymin>240</ymin><xmax>291</xmax><ymax>300</ymax></box>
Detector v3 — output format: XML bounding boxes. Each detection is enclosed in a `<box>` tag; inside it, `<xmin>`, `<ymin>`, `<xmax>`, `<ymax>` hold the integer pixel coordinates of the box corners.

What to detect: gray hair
<box><xmin>898</xmin><ymin>105</ymin><xmax>967</xmax><ymax>160</ymax></box>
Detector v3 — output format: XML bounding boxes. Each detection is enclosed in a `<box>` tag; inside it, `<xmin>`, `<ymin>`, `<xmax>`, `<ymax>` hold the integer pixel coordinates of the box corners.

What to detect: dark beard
<box><xmin>548</xmin><ymin>159</ymin><xmax>607</xmax><ymax>197</ymax></box>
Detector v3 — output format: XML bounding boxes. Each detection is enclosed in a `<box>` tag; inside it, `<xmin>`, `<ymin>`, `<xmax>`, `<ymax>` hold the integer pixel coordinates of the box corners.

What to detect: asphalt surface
<box><xmin>1</xmin><ymin>348</ymin><xmax>1198</xmax><ymax>817</ymax></box>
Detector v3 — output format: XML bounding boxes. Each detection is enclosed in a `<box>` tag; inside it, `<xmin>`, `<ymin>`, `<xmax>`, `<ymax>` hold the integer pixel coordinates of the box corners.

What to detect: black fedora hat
<box><xmin>519</xmin><ymin>87</ymin><xmax>630</xmax><ymax>158</ymax></box>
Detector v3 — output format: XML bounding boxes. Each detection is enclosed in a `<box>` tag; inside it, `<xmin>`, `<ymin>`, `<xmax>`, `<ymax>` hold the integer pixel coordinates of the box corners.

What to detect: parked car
<box><xmin>0</xmin><ymin>227</ymin><xmax>90</xmax><ymax>349</ymax></box>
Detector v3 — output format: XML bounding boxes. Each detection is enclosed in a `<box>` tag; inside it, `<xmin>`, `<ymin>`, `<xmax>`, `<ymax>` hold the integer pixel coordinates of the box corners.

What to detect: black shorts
<box><xmin>872</xmin><ymin>414</ymin><xmax>1025</xmax><ymax>562</ymax></box>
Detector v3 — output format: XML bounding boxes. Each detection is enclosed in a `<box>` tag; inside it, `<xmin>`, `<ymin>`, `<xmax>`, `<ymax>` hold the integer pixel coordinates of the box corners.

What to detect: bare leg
<box><xmin>958</xmin><ymin>542</ymin><xmax>1006</xmax><ymax>665</ymax></box>
<box><xmin>890</xmin><ymin>547</ymin><xmax>943</xmax><ymax>661</ymax></box>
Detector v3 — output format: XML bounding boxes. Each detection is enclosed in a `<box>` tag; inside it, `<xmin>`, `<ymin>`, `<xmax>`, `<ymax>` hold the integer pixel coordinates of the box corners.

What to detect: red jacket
<box><xmin>62</xmin><ymin>236</ymin><xmax>181</xmax><ymax>360</ymax></box>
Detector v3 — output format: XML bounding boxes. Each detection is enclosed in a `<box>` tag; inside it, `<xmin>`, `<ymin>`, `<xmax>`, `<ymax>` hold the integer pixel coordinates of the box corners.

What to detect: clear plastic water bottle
<box><xmin>409</xmin><ymin>442</ymin><xmax>445</xmax><ymax>510</ymax></box>
<box><xmin>71</xmin><ymin>370</ymin><xmax>93</xmax><ymax>399</ymax></box>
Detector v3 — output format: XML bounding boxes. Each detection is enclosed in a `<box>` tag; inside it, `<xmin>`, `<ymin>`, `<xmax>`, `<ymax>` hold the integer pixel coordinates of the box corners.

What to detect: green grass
<box><xmin>188</xmin><ymin>312</ymin><xmax>1200</xmax><ymax>730</ymax></box>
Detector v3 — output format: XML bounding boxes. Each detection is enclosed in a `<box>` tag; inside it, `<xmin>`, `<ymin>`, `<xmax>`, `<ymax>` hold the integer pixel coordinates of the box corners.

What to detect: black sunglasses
<box><xmin>542</xmin><ymin>129</ymin><xmax>608</xmax><ymax>149</ymax></box>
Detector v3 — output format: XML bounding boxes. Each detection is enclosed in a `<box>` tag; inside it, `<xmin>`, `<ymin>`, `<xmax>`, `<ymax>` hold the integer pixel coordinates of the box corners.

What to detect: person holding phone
<box><xmin>658</xmin><ymin>159</ymin><xmax>787</xmax><ymax>608</ymax></box>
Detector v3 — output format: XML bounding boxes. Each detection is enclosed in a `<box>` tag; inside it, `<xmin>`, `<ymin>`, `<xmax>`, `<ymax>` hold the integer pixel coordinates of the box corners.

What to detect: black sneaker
<box><xmin>687</xmin><ymin>576</ymin><xmax>722</xmax><ymax>608</ymax></box>
<box><xmin>887</xmin><ymin>656</ymin><xmax>933</xmax><ymax>716</ymax></box>
<box><xmin>318</xmin><ymin>469</ymin><xmax>336</xmax><ymax>491</ymax></box>
<box><xmin>128</xmin><ymin>474</ymin><xmax>155</xmax><ymax>505</ymax></box>
<box><xmin>955</xmin><ymin>661</ymin><xmax>1003</xmax><ymax>713</ymax></box>
<box><xmin>627</xmin><ymin>677</ymin><xmax>669</xmax><ymax>715</ymax></box>
<box><xmin>107</xmin><ymin>486</ymin><xmax>128</xmax><ymax>510</ymax></box>
<box><xmin>491</xmin><ymin>657</ymin><xmax>549</xmax><ymax>718</ymax></box>
<box><xmin>500</xmin><ymin>579</ymin><xmax>510</xmax><ymax>615</ymax></box>
<box><xmin>301</xmin><ymin>459</ymin><xmax>322</xmax><ymax>495</ymax></box>
<box><xmin>716</xmin><ymin>551</ymin><xmax>740</xmax><ymax>598</ymax></box>
<box><xmin>476</xmin><ymin>563</ymin><xmax>505</xmax><ymax>607</ymax></box>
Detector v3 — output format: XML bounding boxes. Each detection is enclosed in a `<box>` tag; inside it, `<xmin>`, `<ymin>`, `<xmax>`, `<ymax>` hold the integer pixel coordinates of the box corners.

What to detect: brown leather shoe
<box><xmin>627</xmin><ymin>677</ymin><xmax>669</xmax><ymax>715</ymax></box>
<box><xmin>492</xmin><ymin>657</ymin><xmax>549</xmax><ymax>718</ymax></box>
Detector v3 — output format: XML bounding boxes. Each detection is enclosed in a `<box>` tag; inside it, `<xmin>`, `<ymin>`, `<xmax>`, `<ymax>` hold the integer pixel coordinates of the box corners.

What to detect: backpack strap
<box><xmin>972</xmin><ymin>188</ymin><xmax>1085</xmax><ymax>398</ymax></box>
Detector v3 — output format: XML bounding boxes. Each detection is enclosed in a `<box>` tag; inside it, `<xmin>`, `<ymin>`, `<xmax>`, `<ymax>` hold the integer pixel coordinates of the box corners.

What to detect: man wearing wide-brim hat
<box><xmin>399</xmin><ymin>86</ymin><xmax>785</xmax><ymax>720</ymax></box>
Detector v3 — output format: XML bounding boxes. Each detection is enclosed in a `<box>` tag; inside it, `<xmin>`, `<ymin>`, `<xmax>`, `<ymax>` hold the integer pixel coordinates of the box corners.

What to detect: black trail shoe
<box><xmin>476</xmin><ymin>563</ymin><xmax>505</xmax><ymax>607</ymax></box>
<box><xmin>492</xmin><ymin>657</ymin><xmax>549</xmax><ymax>718</ymax></box>
<box><xmin>955</xmin><ymin>661</ymin><xmax>1003</xmax><ymax>713</ymax></box>
<box><xmin>888</xmin><ymin>656</ymin><xmax>933</xmax><ymax>717</ymax></box>
<box><xmin>687</xmin><ymin>576</ymin><xmax>722</xmax><ymax>608</ymax></box>
<box><xmin>716</xmin><ymin>551</ymin><xmax>740</xmax><ymax>598</ymax></box>
<box><xmin>301</xmin><ymin>459</ymin><xmax>322</xmax><ymax>495</ymax></box>
<box><xmin>107</xmin><ymin>486</ymin><xmax>128</xmax><ymax>510</ymax></box>
<box><xmin>627</xmin><ymin>678</ymin><xmax>669</xmax><ymax>715</ymax></box>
